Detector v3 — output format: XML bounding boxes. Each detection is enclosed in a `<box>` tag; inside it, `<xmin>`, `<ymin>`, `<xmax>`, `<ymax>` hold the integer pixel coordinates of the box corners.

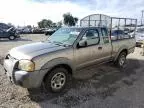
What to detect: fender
<box><xmin>40</xmin><ymin>57</ymin><xmax>74</xmax><ymax>72</ymax></box>
<box><xmin>114</xmin><ymin>45</ymin><xmax>128</xmax><ymax>61</ymax></box>
<box><xmin>36</xmin><ymin>57</ymin><xmax>74</xmax><ymax>86</ymax></box>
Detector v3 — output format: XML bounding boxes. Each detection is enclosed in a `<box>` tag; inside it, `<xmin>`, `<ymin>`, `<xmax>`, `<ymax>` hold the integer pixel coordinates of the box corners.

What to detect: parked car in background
<box><xmin>16</xmin><ymin>27</ymin><xmax>33</xmax><ymax>34</ymax></box>
<box><xmin>32</xmin><ymin>28</ymin><xmax>44</xmax><ymax>34</ymax></box>
<box><xmin>0</xmin><ymin>23</ymin><xmax>12</xmax><ymax>31</ymax></box>
<box><xmin>135</xmin><ymin>28</ymin><xmax>144</xmax><ymax>47</ymax></box>
<box><xmin>16</xmin><ymin>29</ymin><xmax>23</xmax><ymax>34</ymax></box>
<box><xmin>111</xmin><ymin>29</ymin><xmax>130</xmax><ymax>40</ymax></box>
<box><xmin>22</xmin><ymin>28</ymin><xmax>32</xmax><ymax>34</ymax></box>
<box><xmin>44</xmin><ymin>28</ymin><xmax>57</xmax><ymax>36</ymax></box>
<box><xmin>0</xmin><ymin>27</ymin><xmax>20</xmax><ymax>40</ymax></box>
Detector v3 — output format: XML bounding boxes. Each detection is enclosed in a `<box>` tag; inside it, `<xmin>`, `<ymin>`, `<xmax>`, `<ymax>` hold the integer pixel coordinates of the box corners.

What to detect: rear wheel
<box><xmin>44</xmin><ymin>67</ymin><xmax>70</xmax><ymax>93</ymax></box>
<box><xmin>8</xmin><ymin>36</ymin><xmax>16</xmax><ymax>40</ymax></box>
<box><xmin>116</xmin><ymin>51</ymin><xmax>127</xmax><ymax>68</ymax></box>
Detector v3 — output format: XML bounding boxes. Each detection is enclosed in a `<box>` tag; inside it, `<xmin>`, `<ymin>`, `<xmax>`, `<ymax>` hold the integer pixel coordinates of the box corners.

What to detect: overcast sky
<box><xmin>0</xmin><ymin>0</ymin><xmax>143</xmax><ymax>26</ymax></box>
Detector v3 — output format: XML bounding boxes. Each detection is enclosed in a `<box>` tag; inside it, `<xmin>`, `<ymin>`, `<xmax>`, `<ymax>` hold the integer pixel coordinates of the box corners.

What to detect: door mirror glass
<box><xmin>78</xmin><ymin>37</ymin><xmax>87</xmax><ymax>47</ymax></box>
<box><xmin>78</xmin><ymin>29</ymin><xmax>100</xmax><ymax>48</ymax></box>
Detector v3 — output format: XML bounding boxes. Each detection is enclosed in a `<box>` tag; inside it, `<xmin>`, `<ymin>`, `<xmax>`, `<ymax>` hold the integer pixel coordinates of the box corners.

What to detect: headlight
<box><xmin>18</xmin><ymin>60</ymin><xmax>35</xmax><ymax>72</ymax></box>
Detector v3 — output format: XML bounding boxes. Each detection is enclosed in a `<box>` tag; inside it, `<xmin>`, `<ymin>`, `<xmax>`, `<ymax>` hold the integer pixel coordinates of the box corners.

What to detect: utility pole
<box><xmin>141</xmin><ymin>10</ymin><xmax>144</xmax><ymax>26</ymax></box>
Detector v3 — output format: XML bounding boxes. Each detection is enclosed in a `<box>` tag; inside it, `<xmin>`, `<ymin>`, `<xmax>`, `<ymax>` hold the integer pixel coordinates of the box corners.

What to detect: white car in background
<box><xmin>135</xmin><ymin>28</ymin><xmax>144</xmax><ymax>47</ymax></box>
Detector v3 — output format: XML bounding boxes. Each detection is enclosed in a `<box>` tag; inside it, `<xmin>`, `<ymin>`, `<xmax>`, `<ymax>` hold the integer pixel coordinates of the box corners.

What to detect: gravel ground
<box><xmin>0</xmin><ymin>34</ymin><xmax>144</xmax><ymax>108</ymax></box>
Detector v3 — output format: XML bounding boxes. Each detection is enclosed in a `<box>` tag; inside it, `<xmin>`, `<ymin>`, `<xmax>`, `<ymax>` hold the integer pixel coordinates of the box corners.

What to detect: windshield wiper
<box><xmin>53</xmin><ymin>41</ymin><xmax>63</xmax><ymax>45</ymax></box>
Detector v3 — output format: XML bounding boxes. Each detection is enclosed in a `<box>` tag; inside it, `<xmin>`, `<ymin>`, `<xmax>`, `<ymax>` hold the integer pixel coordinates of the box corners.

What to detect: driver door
<box><xmin>74</xmin><ymin>29</ymin><xmax>101</xmax><ymax>69</ymax></box>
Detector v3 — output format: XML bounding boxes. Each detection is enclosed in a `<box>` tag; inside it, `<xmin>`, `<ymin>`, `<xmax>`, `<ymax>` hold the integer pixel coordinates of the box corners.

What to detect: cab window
<box><xmin>82</xmin><ymin>29</ymin><xmax>99</xmax><ymax>46</ymax></box>
<box><xmin>101</xmin><ymin>28</ymin><xmax>110</xmax><ymax>43</ymax></box>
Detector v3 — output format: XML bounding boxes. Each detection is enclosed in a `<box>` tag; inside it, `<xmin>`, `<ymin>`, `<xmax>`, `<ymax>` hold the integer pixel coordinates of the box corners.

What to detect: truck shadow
<box><xmin>27</xmin><ymin>58</ymin><xmax>142</xmax><ymax>108</ymax></box>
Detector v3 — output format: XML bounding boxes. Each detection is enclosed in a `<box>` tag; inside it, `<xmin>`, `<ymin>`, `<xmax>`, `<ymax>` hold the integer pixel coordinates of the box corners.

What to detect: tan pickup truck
<box><xmin>3</xmin><ymin>14</ymin><xmax>137</xmax><ymax>93</ymax></box>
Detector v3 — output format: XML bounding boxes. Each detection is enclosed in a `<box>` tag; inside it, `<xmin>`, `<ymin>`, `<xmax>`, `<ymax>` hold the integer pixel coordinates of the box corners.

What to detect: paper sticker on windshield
<box><xmin>70</xmin><ymin>31</ymin><xmax>80</xmax><ymax>35</ymax></box>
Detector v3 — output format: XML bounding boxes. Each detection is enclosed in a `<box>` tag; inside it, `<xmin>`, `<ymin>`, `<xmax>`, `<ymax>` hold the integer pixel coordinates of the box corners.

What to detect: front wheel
<box><xmin>8</xmin><ymin>36</ymin><xmax>16</xmax><ymax>40</ymax></box>
<box><xmin>116</xmin><ymin>52</ymin><xmax>127</xmax><ymax>68</ymax></box>
<box><xmin>44</xmin><ymin>67</ymin><xmax>70</xmax><ymax>93</ymax></box>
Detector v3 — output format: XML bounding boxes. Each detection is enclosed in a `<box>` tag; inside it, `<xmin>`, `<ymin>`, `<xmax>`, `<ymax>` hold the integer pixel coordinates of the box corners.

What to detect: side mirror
<box><xmin>78</xmin><ymin>37</ymin><xmax>87</xmax><ymax>48</ymax></box>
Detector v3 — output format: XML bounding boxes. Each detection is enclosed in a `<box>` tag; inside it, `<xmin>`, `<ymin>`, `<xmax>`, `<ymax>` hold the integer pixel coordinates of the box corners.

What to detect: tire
<box><xmin>44</xmin><ymin>67</ymin><xmax>70</xmax><ymax>93</ymax></box>
<box><xmin>8</xmin><ymin>36</ymin><xmax>16</xmax><ymax>40</ymax></box>
<box><xmin>115</xmin><ymin>51</ymin><xmax>127</xmax><ymax>68</ymax></box>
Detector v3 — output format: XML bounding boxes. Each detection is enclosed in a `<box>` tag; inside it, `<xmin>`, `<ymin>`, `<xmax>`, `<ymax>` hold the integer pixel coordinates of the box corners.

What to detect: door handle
<box><xmin>98</xmin><ymin>46</ymin><xmax>102</xmax><ymax>50</ymax></box>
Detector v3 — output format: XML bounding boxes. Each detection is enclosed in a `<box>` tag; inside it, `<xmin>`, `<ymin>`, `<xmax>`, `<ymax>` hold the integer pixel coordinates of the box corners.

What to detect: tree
<box><xmin>51</xmin><ymin>23</ymin><xmax>57</xmax><ymax>28</ymax></box>
<box><xmin>63</xmin><ymin>13</ymin><xmax>78</xmax><ymax>26</ymax></box>
<box><xmin>38</xmin><ymin>21</ymin><xmax>43</xmax><ymax>28</ymax></box>
<box><xmin>74</xmin><ymin>17</ymin><xmax>78</xmax><ymax>24</ymax></box>
<box><xmin>27</xmin><ymin>25</ymin><xmax>32</xmax><ymax>29</ymax></box>
<box><xmin>38</xmin><ymin>19</ymin><xmax>53</xmax><ymax>28</ymax></box>
<box><xmin>57</xmin><ymin>21</ymin><xmax>62</xmax><ymax>28</ymax></box>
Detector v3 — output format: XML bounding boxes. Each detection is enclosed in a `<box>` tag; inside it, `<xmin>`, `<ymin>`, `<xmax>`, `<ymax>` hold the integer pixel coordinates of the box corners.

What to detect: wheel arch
<box><xmin>38</xmin><ymin>57</ymin><xmax>74</xmax><ymax>85</ymax></box>
<box><xmin>114</xmin><ymin>48</ymin><xmax>128</xmax><ymax>62</ymax></box>
<box><xmin>43</xmin><ymin>63</ymin><xmax>72</xmax><ymax>82</ymax></box>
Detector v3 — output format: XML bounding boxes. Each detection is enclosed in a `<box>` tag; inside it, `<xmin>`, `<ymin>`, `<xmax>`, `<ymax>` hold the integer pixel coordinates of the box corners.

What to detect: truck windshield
<box><xmin>47</xmin><ymin>28</ymin><xmax>82</xmax><ymax>45</ymax></box>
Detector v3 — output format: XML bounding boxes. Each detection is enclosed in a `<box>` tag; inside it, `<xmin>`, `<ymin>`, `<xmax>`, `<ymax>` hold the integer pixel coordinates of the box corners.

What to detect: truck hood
<box><xmin>9</xmin><ymin>41</ymin><xmax>66</xmax><ymax>60</ymax></box>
